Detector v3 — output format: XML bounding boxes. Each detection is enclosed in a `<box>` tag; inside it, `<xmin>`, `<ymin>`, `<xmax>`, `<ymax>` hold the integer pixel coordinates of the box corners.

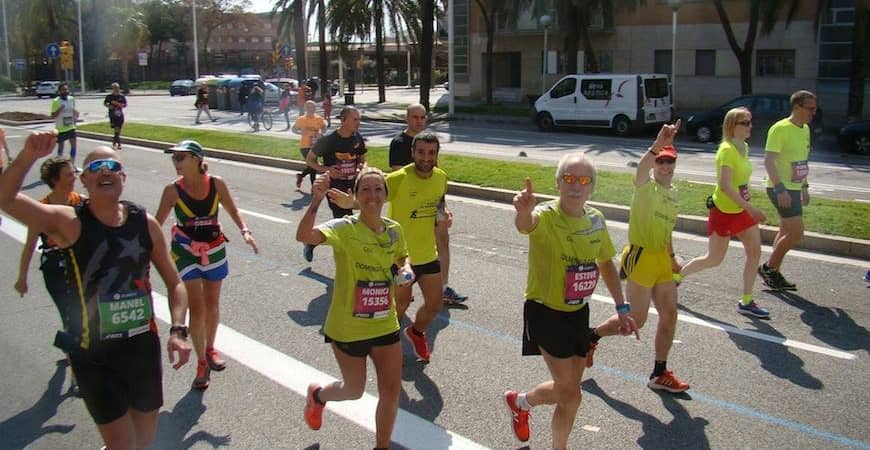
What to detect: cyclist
<box><xmin>247</xmin><ymin>86</ymin><xmax>265</xmax><ymax>131</ymax></box>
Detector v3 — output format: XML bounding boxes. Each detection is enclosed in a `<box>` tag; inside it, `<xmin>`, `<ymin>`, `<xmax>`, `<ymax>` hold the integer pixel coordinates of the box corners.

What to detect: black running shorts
<box><xmin>325</xmin><ymin>330</ymin><xmax>400</xmax><ymax>358</ymax></box>
<box><xmin>522</xmin><ymin>300</ymin><xmax>591</xmax><ymax>358</ymax></box>
<box><xmin>766</xmin><ymin>188</ymin><xmax>803</xmax><ymax>218</ymax></box>
<box><xmin>69</xmin><ymin>331</ymin><xmax>163</xmax><ymax>424</ymax></box>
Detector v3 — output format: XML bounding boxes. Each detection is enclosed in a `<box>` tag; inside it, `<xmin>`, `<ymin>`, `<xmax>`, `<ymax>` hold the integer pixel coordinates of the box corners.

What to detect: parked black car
<box><xmin>837</xmin><ymin>120</ymin><xmax>870</xmax><ymax>155</ymax></box>
<box><xmin>169</xmin><ymin>79</ymin><xmax>196</xmax><ymax>96</ymax></box>
<box><xmin>686</xmin><ymin>94</ymin><xmax>824</xmax><ymax>143</ymax></box>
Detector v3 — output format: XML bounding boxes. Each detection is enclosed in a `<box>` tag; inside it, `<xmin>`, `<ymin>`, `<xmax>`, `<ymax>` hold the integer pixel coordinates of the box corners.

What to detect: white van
<box><xmin>533</xmin><ymin>74</ymin><xmax>672</xmax><ymax>136</ymax></box>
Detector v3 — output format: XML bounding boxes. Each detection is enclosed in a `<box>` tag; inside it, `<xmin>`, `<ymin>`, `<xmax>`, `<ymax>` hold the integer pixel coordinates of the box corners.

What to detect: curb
<box><xmin>76</xmin><ymin>129</ymin><xmax>870</xmax><ymax>260</ymax></box>
<box><xmin>0</xmin><ymin>118</ymin><xmax>54</xmax><ymax>126</ymax></box>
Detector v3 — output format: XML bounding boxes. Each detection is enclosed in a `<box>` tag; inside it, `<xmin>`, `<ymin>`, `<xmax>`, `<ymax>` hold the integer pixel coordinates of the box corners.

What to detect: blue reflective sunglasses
<box><xmin>85</xmin><ymin>159</ymin><xmax>123</xmax><ymax>173</ymax></box>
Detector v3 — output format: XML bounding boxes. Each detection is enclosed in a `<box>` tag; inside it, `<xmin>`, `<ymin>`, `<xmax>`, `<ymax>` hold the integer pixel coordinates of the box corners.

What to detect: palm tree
<box><xmin>272</xmin><ymin>0</ymin><xmax>308</xmax><ymax>81</ymax></box>
<box><xmin>328</xmin><ymin>0</ymin><xmax>418</xmax><ymax>103</ymax></box>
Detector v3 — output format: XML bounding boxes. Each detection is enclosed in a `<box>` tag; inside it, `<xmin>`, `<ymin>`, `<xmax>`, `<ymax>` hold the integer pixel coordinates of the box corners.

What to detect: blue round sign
<box><xmin>280</xmin><ymin>44</ymin><xmax>292</xmax><ymax>58</ymax></box>
<box><xmin>45</xmin><ymin>42</ymin><xmax>60</xmax><ymax>58</ymax></box>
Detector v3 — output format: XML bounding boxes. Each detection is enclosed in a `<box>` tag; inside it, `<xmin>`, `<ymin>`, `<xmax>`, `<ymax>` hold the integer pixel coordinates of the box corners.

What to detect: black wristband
<box><xmin>773</xmin><ymin>183</ymin><xmax>786</xmax><ymax>194</ymax></box>
<box><xmin>169</xmin><ymin>325</ymin><xmax>189</xmax><ymax>338</ymax></box>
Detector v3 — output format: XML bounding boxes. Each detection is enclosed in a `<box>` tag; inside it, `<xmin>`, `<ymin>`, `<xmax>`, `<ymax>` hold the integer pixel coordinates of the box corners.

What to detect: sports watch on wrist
<box><xmin>169</xmin><ymin>325</ymin><xmax>189</xmax><ymax>339</ymax></box>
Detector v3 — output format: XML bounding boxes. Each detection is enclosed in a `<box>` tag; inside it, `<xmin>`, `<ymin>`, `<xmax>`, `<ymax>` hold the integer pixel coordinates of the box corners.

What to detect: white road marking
<box><xmin>0</xmin><ymin>214</ymin><xmax>489</xmax><ymax>450</ymax></box>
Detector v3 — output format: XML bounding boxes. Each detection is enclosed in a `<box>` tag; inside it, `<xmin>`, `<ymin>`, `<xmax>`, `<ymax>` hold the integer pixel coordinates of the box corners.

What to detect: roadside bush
<box><xmin>0</xmin><ymin>76</ymin><xmax>17</xmax><ymax>93</ymax></box>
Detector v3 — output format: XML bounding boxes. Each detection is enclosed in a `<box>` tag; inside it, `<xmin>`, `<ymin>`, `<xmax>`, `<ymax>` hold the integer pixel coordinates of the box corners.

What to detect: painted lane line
<box><xmin>0</xmin><ymin>214</ymin><xmax>489</xmax><ymax>450</ymax></box>
<box><xmin>589</xmin><ymin>294</ymin><xmax>857</xmax><ymax>361</ymax></box>
<box><xmin>231</xmin><ymin>206</ymin><xmax>291</xmax><ymax>224</ymax></box>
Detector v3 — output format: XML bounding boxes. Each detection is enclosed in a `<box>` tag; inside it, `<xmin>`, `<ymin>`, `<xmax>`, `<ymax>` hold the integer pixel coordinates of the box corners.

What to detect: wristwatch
<box><xmin>169</xmin><ymin>325</ymin><xmax>189</xmax><ymax>339</ymax></box>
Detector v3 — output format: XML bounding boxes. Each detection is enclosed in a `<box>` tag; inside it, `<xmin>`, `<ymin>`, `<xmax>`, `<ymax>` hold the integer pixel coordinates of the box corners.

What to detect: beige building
<box><xmin>456</xmin><ymin>0</ymin><xmax>867</xmax><ymax>118</ymax></box>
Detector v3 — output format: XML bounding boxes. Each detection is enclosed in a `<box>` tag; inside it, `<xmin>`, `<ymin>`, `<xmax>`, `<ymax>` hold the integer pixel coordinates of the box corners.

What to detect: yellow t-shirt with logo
<box><xmin>628</xmin><ymin>180</ymin><xmax>677</xmax><ymax>251</ymax></box>
<box><xmin>765</xmin><ymin>118</ymin><xmax>810</xmax><ymax>190</ymax></box>
<box><xmin>318</xmin><ymin>214</ymin><xmax>406</xmax><ymax>342</ymax></box>
<box><xmin>523</xmin><ymin>201</ymin><xmax>616</xmax><ymax>312</ymax></box>
<box><xmin>385</xmin><ymin>165</ymin><xmax>447</xmax><ymax>265</ymax></box>
<box><xmin>713</xmin><ymin>140</ymin><xmax>753</xmax><ymax>213</ymax></box>
<box><xmin>293</xmin><ymin>114</ymin><xmax>326</xmax><ymax>148</ymax></box>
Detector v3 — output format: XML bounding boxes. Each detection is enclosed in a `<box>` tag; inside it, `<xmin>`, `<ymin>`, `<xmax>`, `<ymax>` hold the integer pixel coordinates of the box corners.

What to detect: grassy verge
<box><xmin>79</xmin><ymin>121</ymin><xmax>870</xmax><ymax>240</ymax></box>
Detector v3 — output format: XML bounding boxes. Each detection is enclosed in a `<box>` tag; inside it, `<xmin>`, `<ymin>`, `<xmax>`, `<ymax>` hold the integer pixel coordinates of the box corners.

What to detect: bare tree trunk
<box><xmin>317</xmin><ymin>0</ymin><xmax>327</xmax><ymax>100</ymax></box>
<box><xmin>419</xmin><ymin>0</ymin><xmax>434</xmax><ymax>109</ymax></box>
<box><xmin>563</xmin><ymin>6</ymin><xmax>579</xmax><ymax>73</ymax></box>
<box><xmin>847</xmin><ymin>0</ymin><xmax>867</xmax><ymax>120</ymax></box>
<box><xmin>294</xmin><ymin>0</ymin><xmax>307</xmax><ymax>81</ymax></box>
<box><xmin>713</xmin><ymin>0</ymin><xmax>759</xmax><ymax>95</ymax></box>
<box><xmin>485</xmin><ymin>23</ymin><xmax>494</xmax><ymax>104</ymax></box>
<box><xmin>374</xmin><ymin>0</ymin><xmax>386</xmax><ymax>103</ymax></box>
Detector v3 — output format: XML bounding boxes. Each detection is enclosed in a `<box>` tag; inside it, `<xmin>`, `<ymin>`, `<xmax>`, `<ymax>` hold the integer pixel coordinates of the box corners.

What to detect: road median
<box><xmin>76</xmin><ymin>122</ymin><xmax>870</xmax><ymax>260</ymax></box>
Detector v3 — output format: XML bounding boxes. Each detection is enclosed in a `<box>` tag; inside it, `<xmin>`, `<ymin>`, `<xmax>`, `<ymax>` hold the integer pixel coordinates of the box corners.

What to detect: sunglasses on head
<box><xmin>85</xmin><ymin>159</ymin><xmax>123</xmax><ymax>173</ymax></box>
<box><xmin>561</xmin><ymin>174</ymin><xmax>593</xmax><ymax>185</ymax></box>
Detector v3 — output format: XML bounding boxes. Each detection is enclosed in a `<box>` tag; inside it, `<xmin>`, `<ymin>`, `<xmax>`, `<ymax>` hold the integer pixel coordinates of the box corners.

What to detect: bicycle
<box><xmin>247</xmin><ymin>108</ymin><xmax>273</xmax><ymax>131</ymax></box>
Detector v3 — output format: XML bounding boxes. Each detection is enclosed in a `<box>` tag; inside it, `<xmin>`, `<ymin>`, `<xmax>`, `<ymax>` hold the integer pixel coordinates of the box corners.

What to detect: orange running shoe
<box><xmin>206</xmin><ymin>348</ymin><xmax>226</xmax><ymax>371</ymax></box>
<box><xmin>404</xmin><ymin>326</ymin><xmax>431</xmax><ymax>362</ymax></box>
<box><xmin>648</xmin><ymin>370</ymin><xmax>690</xmax><ymax>393</ymax></box>
<box><xmin>192</xmin><ymin>360</ymin><xmax>210</xmax><ymax>390</ymax></box>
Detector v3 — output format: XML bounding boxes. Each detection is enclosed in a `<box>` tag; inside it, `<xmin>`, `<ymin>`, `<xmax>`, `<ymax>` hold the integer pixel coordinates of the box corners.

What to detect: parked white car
<box><xmin>36</xmin><ymin>81</ymin><xmax>60</xmax><ymax>98</ymax></box>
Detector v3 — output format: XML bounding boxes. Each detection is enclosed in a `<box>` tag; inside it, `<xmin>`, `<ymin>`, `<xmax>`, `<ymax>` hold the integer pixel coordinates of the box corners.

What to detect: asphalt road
<box><xmin>2</xmin><ymin>89</ymin><xmax>869</xmax><ymax>202</ymax></box>
<box><xmin>0</xmin><ymin>134</ymin><xmax>868</xmax><ymax>449</ymax></box>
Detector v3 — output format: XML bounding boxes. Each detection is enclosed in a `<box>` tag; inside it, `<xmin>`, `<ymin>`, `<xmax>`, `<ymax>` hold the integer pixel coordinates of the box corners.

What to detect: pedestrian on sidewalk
<box><xmin>155</xmin><ymin>140</ymin><xmax>259</xmax><ymax>391</ymax></box>
<box><xmin>322</xmin><ymin>89</ymin><xmax>333</xmax><ymax>127</ymax></box>
<box><xmin>587</xmin><ymin>120</ymin><xmax>690</xmax><ymax>393</ymax></box>
<box><xmin>296</xmin><ymin>168</ymin><xmax>408</xmax><ymax>449</ymax></box>
<box><xmin>279</xmin><ymin>84</ymin><xmax>294</xmax><ymax>129</ymax></box>
<box><xmin>388</xmin><ymin>104</ymin><xmax>468</xmax><ymax>306</ymax></box>
<box><xmin>103</xmin><ymin>83</ymin><xmax>127</xmax><ymax>149</ymax></box>
<box><xmin>676</xmin><ymin>107</ymin><xmax>768</xmax><ymax>317</ymax></box>
<box><xmin>292</xmin><ymin>100</ymin><xmax>326</xmax><ymax>190</ymax></box>
<box><xmin>0</xmin><ymin>133</ymin><xmax>192</xmax><ymax>450</ymax></box>
<box><xmin>194</xmin><ymin>84</ymin><xmax>216</xmax><ymax>125</ymax></box>
<box><xmin>50</xmin><ymin>82</ymin><xmax>80</xmax><ymax>170</ymax></box>
<box><xmin>504</xmin><ymin>154</ymin><xmax>637</xmax><ymax>447</ymax></box>
<box><xmin>758</xmin><ymin>90</ymin><xmax>817</xmax><ymax>292</ymax></box>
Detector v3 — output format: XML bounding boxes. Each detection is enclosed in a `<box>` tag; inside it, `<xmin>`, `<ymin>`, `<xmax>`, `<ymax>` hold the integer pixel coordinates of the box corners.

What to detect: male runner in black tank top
<box><xmin>0</xmin><ymin>135</ymin><xmax>192</xmax><ymax>450</ymax></box>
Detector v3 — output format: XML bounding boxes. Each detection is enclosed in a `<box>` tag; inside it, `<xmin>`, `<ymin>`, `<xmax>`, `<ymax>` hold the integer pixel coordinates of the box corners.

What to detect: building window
<box><xmin>251</xmin><ymin>37</ymin><xmax>260</xmax><ymax>43</ymax></box>
<box><xmin>238</xmin><ymin>37</ymin><xmax>247</xmax><ymax>44</ymax></box>
<box><xmin>654</xmin><ymin>50</ymin><xmax>672</xmax><ymax>75</ymax></box>
<box><xmin>264</xmin><ymin>36</ymin><xmax>272</xmax><ymax>44</ymax></box>
<box><xmin>756</xmin><ymin>50</ymin><xmax>795</xmax><ymax>77</ymax></box>
<box><xmin>695</xmin><ymin>50</ymin><xmax>715</xmax><ymax>76</ymax></box>
<box><xmin>482</xmin><ymin>52</ymin><xmax>521</xmax><ymax>89</ymax></box>
<box><xmin>583</xmin><ymin>50</ymin><xmax>612</xmax><ymax>73</ymax></box>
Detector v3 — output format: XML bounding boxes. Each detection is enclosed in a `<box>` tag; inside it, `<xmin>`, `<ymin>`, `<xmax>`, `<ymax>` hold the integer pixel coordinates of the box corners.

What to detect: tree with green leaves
<box><xmin>196</xmin><ymin>0</ymin><xmax>252</xmax><ymax>73</ymax></box>
<box><xmin>474</xmin><ymin>0</ymin><xmax>526</xmax><ymax>104</ymax></box>
<box><xmin>712</xmin><ymin>0</ymin><xmax>800</xmax><ymax>95</ymax></box>
<box><xmin>107</xmin><ymin>7</ymin><xmax>151</xmax><ymax>88</ymax></box>
<box><xmin>327</xmin><ymin>0</ymin><xmax>418</xmax><ymax>103</ymax></box>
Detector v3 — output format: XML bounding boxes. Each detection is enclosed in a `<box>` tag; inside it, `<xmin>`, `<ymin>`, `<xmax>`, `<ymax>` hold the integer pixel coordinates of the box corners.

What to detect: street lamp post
<box><xmin>192</xmin><ymin>0</ymin><xmax>199</xmax><ymax>80</ymax></box>
<box><xmin>667</xmin><ymin>0</ymin><xmax>680</xmax><ymax>108</ymax></box>
<box><xmin>540</xmin><ymin>15</ymin><xmax>552</xmax><ymax>96</ymax></box>
<box><xmin>1</xmin><ymin>0</ymin><xmax>9</xmax><ymax>79</ymax></box>
<box><xmin>448</xmin><ymin>0</ymin><xmax>454</xmax><ymax>116</ymax></box>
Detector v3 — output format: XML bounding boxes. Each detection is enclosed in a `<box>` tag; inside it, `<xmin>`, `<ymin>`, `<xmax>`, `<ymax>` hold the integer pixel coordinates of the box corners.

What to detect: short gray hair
<box><xmin>555</xmin><ymin>153</ymin><xmax>596</xmax><ymax>185</ymax></box>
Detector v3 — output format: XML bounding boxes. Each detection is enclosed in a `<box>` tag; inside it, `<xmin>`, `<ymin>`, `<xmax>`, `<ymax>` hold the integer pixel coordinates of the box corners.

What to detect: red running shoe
<box><xmin>304</xmin><ymin>383</ymin><xmax>325</xmax><ymax>430</ymax></box>
<box><xmin>503</xmin><ymin>390</ymin><xmax>530</xmax><ymax>442</ymax></box>
<box><xmin>647</xmin><ymin>370</ymin><xmax>690</xmax><ymax>393</ymax></box>
<box><xmin>206</xmin><ymin>348</ymin><xmax>226</xmax><ymax>371</ymax></box>
<box><xmin>404</xmin><ymin>326</ymin><xmax>431</xmax><ymax>362</ymax></box>
<box><xmin>191</xmin><ymin>360</ymin><xmax>210</xmax><ymax>390</ymax></box>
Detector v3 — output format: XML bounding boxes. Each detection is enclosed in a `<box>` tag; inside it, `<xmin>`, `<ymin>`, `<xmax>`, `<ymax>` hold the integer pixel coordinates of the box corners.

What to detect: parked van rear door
<box><xmin>641</xmin><ymin>76</ymin><xmax>672</xmax><ymax>124</ymax></box>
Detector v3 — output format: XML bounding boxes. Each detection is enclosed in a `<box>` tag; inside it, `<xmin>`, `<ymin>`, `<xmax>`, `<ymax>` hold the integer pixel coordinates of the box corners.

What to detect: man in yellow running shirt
<box><xmin>586</xmin><ymin>121</ymin><xmax>690</xmax><ymax>393</ymax></box>
<box><xmin>759</xmin><ymin>90</ymin><xmax>816</xmax><ymax>291</ymax></box>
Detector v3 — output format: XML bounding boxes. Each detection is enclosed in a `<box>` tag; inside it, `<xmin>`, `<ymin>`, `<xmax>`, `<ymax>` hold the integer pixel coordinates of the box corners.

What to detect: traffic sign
<box><xmin>138</xmin><ymin>52</ymin><xmax>148</xmax><ymax>66</ymax></box>
<box><xmin>14</xmin><ymin>59</ymin><xmax>25</xmax><ymax>71</ymax></box>
<box><xmin>45</xmin><ymin>42</ymin><xmax>60</xmax><ymax>58</ymax></box>
<box><xmin>280</xmin><ymin>44</ymin><xmax>292</xmax><ymax>58</ymax></box>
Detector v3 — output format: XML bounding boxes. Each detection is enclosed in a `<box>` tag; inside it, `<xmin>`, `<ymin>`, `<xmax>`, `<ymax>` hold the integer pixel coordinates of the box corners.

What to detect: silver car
<box><xmin>36</xmin><ymin>81</ymin><xmax>60</xmax><ymax>98</ymax></box>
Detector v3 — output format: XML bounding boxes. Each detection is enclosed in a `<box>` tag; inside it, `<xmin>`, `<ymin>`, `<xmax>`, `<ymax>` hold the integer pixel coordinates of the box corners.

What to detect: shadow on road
<box><xmin>0</xmin><ymin>359</ymin><xmax>75</xmax><ymax>450</ymax></box>
<box><xmin>767</xmin><ymin>290</ymin><xmax>870</xmax><ymax>354</ymax></box>
<box><xmin>399</xmin><ymin>359</ymin><xmax>444</xmax><ymax>423</ymax></box>
<box><xmin>287</xmin><ymin>268</ymin><xmax>332</xmax><ymax>330</ymax></box>
<box><xmin>282</xmin><ymin>190</ymin><xmax>311</xmax><ymax>212</ymax></box>
<box><xmin>678</xmin><ymin>305</ymin><xmax>822</xmax><ymax>389</ymax></box>
<box><xmin>152</xmin><ymin>389</ymin><xmax>230</xmax><ymax>449</ymax></box>
<box><xmin>583</xmin><ymin>378</ymin><xmax>710</xmax><ymax>449</ymax></box>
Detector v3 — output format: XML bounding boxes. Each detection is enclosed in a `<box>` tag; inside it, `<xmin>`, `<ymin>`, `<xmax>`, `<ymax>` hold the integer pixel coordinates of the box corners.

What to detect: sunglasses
<box><xmin>171</xmin><ymin>152</ymin><xmax>191</xmax><ymax>162</ymax></box>
<box><xmin>561</xmin><ymin>174</ymin><xmax>593</xmax><ymax>185</ymax></box>
<box><xmin>85</xmin><ymin>159</ymin><xmax>123</xmax><ymax>173</ymax></box>
<box><xmin>655</xmin><ymin>158</ymin><xmax>676</xmax><ymax>165</ymax></box>
<box><xmin>737</xmin><ymin>120</ymin><xmax>752</xmax><ymax>126</ymax></box>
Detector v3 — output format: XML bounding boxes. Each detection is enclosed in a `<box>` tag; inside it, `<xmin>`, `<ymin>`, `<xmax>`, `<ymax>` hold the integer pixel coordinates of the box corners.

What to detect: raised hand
<box><xmin>652</xmin><ymin>119</ymin><xmax>682</xmax><ymax>149</ymax></box>
<box><xmin>23</xmin><ymin>131</ymin><xmax>57</xmax><ymax>159</ymax></box>
<box><xmin>513</xmin><ymin>177</ymin><xmax>536</xmax><ymax>214</ymax></box>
